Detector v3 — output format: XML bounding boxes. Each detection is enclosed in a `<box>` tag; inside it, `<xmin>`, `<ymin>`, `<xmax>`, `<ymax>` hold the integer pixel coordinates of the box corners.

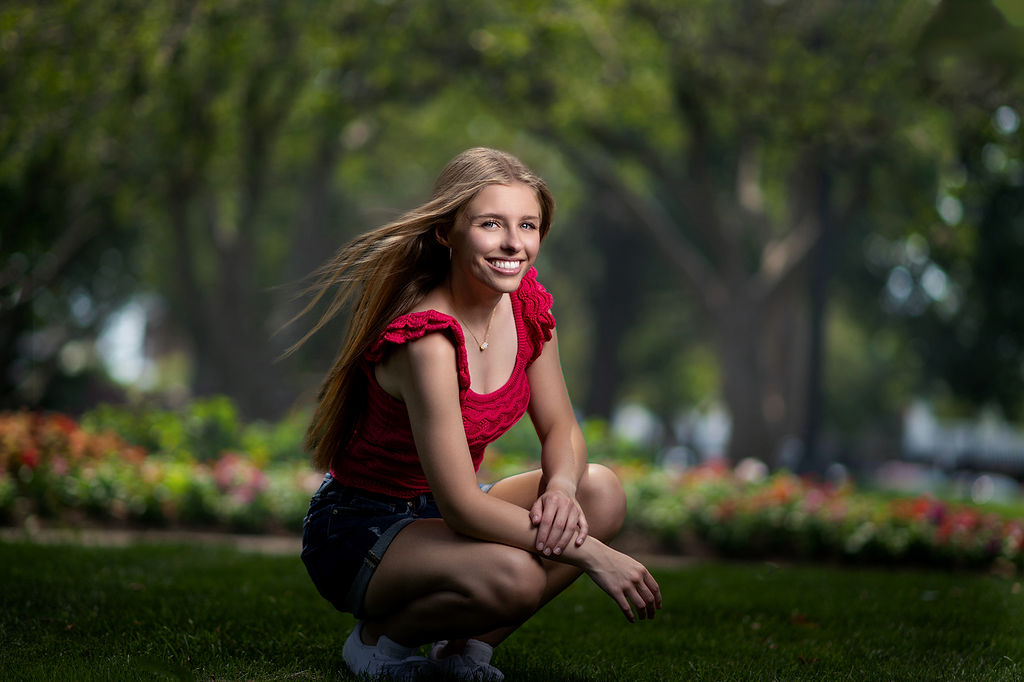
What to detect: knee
<box><xmin>578</xmin><ymin>463</ymin><xmax>627</xmax><ymax>540</ymax></box>
<box><xmin>478</xmin><ymin>546</ymin><xmax>546</xmax><ymax>624</ymax></box>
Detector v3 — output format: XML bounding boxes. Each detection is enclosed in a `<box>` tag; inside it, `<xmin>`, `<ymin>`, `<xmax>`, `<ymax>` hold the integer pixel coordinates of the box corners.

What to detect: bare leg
<box><xmin>358</xmin><ymin>464</ymin><xmax>626</xmax><ymax>649</ymax></box>
<box><xmin>466</xmin><ymin>463</ymin><xmax>626</xmax><ymax>647</ymax></box>
<box><xmin>358</xmin><ymin>519</ymin><xmax>547</xmax><ymax>647</ymax></box>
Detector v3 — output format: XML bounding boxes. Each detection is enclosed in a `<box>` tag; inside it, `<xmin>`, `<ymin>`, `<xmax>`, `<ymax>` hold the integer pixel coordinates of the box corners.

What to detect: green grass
<box><xmin>2</xmin><ymin>540</ymin><xmax>1023</xmax><ymax>681</ymax></box>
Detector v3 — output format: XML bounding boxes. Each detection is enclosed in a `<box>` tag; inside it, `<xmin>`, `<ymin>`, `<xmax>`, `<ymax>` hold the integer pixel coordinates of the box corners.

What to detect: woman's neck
<box><xmin>446</xmin><ymin>274</ymin><xmax>503</xmax><ymax>325</ymax></box>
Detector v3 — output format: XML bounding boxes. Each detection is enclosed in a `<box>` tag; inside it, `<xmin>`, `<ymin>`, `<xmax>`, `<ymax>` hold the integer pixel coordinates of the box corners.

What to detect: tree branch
<box><xmin>751</xmin><ymin>211</ymin><xmax>820</xmax><ymax>305</ymax></box>
<box><xmin>549</xmin><ymin>138</ymin><xmax>727</xmax><ymax>316</ymax></box>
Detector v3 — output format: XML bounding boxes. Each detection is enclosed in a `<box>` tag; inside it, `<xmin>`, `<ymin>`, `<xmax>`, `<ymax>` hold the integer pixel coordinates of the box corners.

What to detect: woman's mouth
<box><xmin>487</xmin><ymin>259</ymin><xmax>522</xmax><ymax>273</ymax></box>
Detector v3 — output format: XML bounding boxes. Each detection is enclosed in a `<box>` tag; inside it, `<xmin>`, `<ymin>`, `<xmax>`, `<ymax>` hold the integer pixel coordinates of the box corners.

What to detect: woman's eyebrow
<box><xmin>470</xmin><ymin>212</ymin><xmax>540</xmax><ymax>222</ymax></box>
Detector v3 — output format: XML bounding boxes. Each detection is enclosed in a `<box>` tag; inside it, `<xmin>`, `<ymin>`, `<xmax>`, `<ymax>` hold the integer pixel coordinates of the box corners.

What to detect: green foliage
<box><xmin>911</xmin><ymin>164</ymin><xmax>1024</xmax><ymax>419</ymax></box>
<box><xmin>579</xmin><ymin>419</ymin><xmax>657</xmax><ymax>463</ymax></box>
<box><xmin>80</xmin><ymin>397</ymin><xmax>307</xmax><ymax>464</ymax></box>
<box><xmin>80</xmin><ymin>398</ymin><xmax>234</xmax><ymax>462</ymax></box>
<box><xmin>830</xmin><ymin>0</ymin><xmax>1024</xmax><ymax>425</ymax></box>
<box><xmin>482</xmin><ymin>416</ymin><xmax>657</xmax><ymax>482</ymax></box>
<box><xmin>824</xmin><ymin>306</ymin><xmax>918</xmax><ymax>440</ymax></box>
<box><xmin>4</xmin><ymin>0</ymin><xmax>1024</xmax><ymax>468</ymax></box>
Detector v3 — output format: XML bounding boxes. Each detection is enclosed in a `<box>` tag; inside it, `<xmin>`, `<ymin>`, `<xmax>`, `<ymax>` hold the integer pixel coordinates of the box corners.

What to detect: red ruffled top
<box><xmin>331</xmin><ymin>268</ymin><xmax>556</xmax><ymax>497</ymax></box>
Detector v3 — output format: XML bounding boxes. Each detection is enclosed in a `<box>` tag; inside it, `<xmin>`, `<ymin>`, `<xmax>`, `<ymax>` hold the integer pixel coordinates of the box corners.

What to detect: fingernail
<box><xmin>543</xmin><ymin>548</ymin><xmax>551</xmax><ymax>556</ymax></box>
<box><xmin>536</xmin><ymin>543</ymin><xmax>544</xmax><ymax>550</ymax></box>
<box><xmin>553</xmin><ymin>547</ymin><xmax>561</xmax><ymax>555</ymax></box>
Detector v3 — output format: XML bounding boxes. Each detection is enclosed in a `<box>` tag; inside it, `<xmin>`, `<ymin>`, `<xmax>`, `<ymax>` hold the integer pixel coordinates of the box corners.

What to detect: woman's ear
<box><xmin>434</xmin><ymin>225</ymin><xmax>450</xmax><ymax>248</ymax></box>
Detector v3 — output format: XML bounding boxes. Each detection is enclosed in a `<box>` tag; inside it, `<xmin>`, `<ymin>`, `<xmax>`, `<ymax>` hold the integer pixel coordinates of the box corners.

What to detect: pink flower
<box><xmin>51</xmin><ymin>456</ymin><xmax>69</xmax><ymax>476</ymax></box>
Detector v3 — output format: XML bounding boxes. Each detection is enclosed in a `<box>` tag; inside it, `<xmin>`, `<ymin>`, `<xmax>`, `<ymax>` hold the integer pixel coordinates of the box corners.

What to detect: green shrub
<box><xmin>80</xmin><ymin>398</ymin><xmax>310</xmax><ymax>465</ymax></box>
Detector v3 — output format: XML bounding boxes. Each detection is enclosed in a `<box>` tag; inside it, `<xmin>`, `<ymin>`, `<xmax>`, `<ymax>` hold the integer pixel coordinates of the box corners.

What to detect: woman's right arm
<box><xmin>390</xmin><ymin>333</ymin><xmax>661</xmax><ymax>622</ymax></box>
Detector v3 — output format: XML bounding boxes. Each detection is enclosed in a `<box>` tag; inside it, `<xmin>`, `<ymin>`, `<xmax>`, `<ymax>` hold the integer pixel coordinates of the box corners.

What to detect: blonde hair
<box><xmin>291</xmin><ymin>147</ymin><xmax>555</xmax><ymax>472</ymax></box>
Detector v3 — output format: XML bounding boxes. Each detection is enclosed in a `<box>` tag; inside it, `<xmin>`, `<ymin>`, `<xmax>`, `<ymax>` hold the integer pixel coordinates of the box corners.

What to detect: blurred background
<box><xmin>3</xmin><ymin>0</ymin><xmax>1024</xmax><ymax>502</ymax></box>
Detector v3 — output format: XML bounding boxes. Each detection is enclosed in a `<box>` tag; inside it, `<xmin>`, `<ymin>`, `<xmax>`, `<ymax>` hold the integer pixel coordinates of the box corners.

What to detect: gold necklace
<box><xmin>451</xmin><ymin>287</ymin><xmax>501</xmax><ymax>352</ymax></box>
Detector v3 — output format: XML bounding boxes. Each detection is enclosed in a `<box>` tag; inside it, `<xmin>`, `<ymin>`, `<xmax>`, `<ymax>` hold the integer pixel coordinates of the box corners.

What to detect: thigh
<box><xmin>485</xmin><ymin>468</ymin><xmax>544</xmax><ymax>509</ymax></box>
<box><xmin>361</xmin><ymin>517</ymin><xmax>543</xmax><ymax>619</ymax></box>
<box><xmin>487</xmin><ymin>464</ymin><xmax>626</xmax><ymax>540</ymax></box>
<box><xmin>486</xmin><ymin>464</ymin><xmax>618</xmax><ymax>508</ymax></box>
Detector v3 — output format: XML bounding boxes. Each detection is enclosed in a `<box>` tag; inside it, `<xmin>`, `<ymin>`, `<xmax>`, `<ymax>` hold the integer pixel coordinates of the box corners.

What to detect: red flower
<box><xmin>53</xmin><ymin>414</ymin><xmax>77</xmax><ymax>435</ymax></box>
<box><xmin>21</xmin><ymin>447</ymin><xmax>39</xmax><ymax>469</ymax></box>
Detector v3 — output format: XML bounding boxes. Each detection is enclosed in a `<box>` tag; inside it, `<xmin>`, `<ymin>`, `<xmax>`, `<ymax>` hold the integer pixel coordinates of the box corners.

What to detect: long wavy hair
<box><xmin>289</xmin><ymin>147</ymin><xmax>555</xmax><ymax>472</ymax></box>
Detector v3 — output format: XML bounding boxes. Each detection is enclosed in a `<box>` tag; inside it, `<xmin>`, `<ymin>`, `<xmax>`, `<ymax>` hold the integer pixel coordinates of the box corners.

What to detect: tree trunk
<box><xmin>801</xmin><ymin>170</ymin><xmax>833</xmax><ymax>474</ymax></box>
<box><xmin>711</xmin><ymin>273</ymin><xmax>810</xmax><ymax>466</ymax></box>
<box><xmin>556</xmin><ymin>141</ymin><xmax>831</xmax><ymax>467</ymax></box>
<box><xmin>582</xmin><ymin>199</ymin><xmax>645</xmax><ymax>419</ymax></box>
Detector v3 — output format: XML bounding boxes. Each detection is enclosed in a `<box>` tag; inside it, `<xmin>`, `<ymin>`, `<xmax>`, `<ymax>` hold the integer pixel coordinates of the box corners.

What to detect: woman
<box><xmin>296</xmin><ymin>148</ymin><xmax>661</xmax><ymax>681</ymax></box>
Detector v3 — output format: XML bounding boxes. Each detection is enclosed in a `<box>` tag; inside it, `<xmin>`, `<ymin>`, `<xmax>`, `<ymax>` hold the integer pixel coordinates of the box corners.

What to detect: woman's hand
<box><xmin>530</xmin><ymin>487</ymin><xmax>589</xmax><ymax>556</ymax></box>
<box><xmin>584</xmin><ymin>545</ymin><xmax>662</xmax><ymax>623</ymax></box>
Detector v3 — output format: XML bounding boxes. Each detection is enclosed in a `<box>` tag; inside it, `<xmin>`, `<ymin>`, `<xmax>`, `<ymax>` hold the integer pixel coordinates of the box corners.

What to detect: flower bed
<box><xmin>0</xmin><ymin>411</ymin><xmax>320</xmax><ymax>533</ymax></box>
<box><xmin>2</xmin><ymin>408</ymin><xmax>1023</xmax><ymax>572</ymax></box>
<box><xmin>619</xmin><ymin>460</ymin><xmax>1024</xmax><ymax>572</ymax></box>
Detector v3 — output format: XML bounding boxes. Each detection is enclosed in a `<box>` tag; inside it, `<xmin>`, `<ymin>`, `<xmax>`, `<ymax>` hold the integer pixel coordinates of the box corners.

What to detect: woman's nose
<box><xmin>502</xmin><ymin>226</ymin><xmax>523</xmax><ymax>252</ymax></box>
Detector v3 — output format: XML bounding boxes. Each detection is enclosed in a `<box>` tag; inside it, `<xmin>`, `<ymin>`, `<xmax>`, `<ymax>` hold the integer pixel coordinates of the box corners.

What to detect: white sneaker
<box><xmin>342</xmin><ymin>621</ymin><xmax>435</xmax><ymax>681</ymax></box>
<box><xmin>430</xmin><ymin>639</ymin><xmax>504</xmax><ymax>682</ymax></box>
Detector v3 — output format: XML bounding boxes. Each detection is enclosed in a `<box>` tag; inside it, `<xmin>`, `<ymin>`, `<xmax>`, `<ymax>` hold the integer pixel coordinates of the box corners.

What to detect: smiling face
<box><xmin>445</xmin><ymin>182</ymin><xmax>543</xmax><ymax>297</ymax></box>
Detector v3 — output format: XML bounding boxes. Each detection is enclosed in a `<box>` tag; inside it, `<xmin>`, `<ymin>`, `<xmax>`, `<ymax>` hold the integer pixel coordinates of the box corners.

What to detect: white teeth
<box><xmin>489</xmin><ymin>260</ymin><xmax>520</xmax><ymax>271</ymax></box>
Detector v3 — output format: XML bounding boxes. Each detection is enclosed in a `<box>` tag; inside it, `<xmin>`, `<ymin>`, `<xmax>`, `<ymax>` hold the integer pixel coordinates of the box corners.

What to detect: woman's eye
<box><xmin>520</xmin><ymin>222</ymin><xmax>537</xmax><ymax>230</ymax></box>
<box><xmin>481</xmin><ymin>220</ymin><xmax>500</xmax><ymax>229</ymax></box>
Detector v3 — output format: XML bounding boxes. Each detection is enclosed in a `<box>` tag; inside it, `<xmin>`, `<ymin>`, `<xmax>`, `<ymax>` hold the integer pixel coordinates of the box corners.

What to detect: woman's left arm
<box><xmin>526</xmin><ymin>329</ymin><xmax>590</xmax><ymax>556</ymax></box>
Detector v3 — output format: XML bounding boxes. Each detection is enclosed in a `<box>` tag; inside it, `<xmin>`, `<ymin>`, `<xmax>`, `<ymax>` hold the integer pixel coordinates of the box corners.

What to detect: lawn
<box><xmin>2</xmin><ymin>538</ymin><xmax>1022</xmax><ymax>681</ymax></box>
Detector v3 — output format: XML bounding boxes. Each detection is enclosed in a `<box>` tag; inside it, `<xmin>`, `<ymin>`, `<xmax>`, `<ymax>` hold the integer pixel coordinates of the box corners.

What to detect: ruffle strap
<box><xmin>516</xmin><ymin>268</ymin><xmax>556</xmax><ymax>365</ymax></box>
<box><xmin>366</xmin><ymin>311</ymin><xmax>471</xmax><ymax>392</ymax></box>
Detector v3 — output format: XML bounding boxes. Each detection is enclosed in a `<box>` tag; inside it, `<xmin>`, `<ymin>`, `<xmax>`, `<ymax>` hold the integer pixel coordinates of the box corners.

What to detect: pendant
<box><xmin>479</xmin><ymin>342</ymin><xmax>488</xmax><ymax>351</ymax></box>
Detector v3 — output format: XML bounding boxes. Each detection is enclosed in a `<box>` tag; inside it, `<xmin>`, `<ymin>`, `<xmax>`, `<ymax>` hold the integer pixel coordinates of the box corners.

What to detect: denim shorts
<box><xmin>300</xmin><ymin>473</ymin><xmax>443</xmax><ymax>618</ymax></box>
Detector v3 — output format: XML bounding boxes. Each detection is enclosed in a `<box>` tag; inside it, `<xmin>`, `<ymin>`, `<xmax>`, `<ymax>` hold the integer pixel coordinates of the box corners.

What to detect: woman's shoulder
<box><xmin>368</xmin><ymin>309</ymin><xmax>462</xmax><ymax>358</ymax></box>
<box><xmin>366</xmin><ymin>308</ymin><xmax>471</xmax><ymax>392</ymax></box>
